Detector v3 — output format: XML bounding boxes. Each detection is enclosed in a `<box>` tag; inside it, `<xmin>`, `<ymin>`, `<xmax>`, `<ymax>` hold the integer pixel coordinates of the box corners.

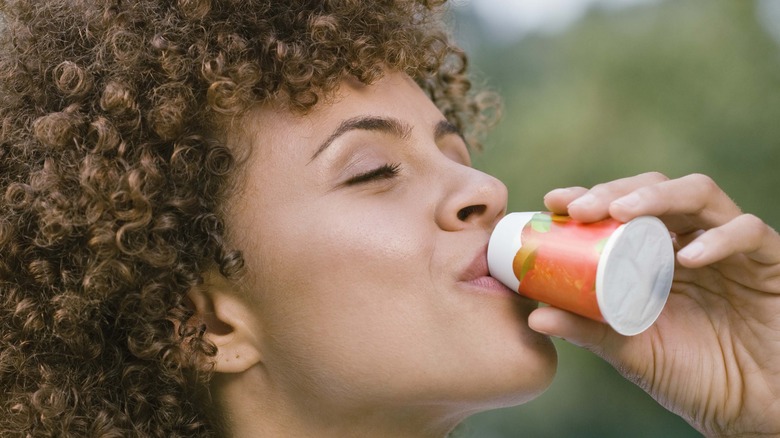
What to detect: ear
<box><xmin>187</xmin><ymin>269</ymin><xmax>263</xmax><ymax>374</ymax></box>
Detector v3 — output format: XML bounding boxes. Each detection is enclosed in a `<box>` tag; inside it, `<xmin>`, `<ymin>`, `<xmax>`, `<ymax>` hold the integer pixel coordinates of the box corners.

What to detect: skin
<box><xmin>190</xmin><ymin>71</ymin><xmax>557</xmax><ymax>438</ymax></box>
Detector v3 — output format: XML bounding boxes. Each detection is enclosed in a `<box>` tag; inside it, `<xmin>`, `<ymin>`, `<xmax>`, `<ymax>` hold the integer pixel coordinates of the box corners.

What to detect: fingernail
<box><xmin>547</xmin><ymin>187</ymin><xmax>573</xmax><ymax>196</ymax></box>
<box><xmin>544</xmin><ymin>187</ymin><xmax>571</xmax><ymax>201</ymax></box>
<box><xmin>569</xmin><ymin>193</ymin><xmax>595</xmax><ymax>209</ymax></box>
<box><xmin>530</xmin><ymin>326</ymin><xmax>551</xmax><ymax>336</ymax></box>
<box><xmin>678</xmin><ymin>242</ymin><xmax>704</xmax><ymax>260</ymax></box>
<box><xmin>612</xmin><ymin>193</ymin><xmax>640</xmax><ymax>209</ymax></box>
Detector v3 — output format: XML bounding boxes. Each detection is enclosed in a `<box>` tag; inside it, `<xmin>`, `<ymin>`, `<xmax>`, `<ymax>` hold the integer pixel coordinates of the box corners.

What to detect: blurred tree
<box><xmin>462</xmin><ymin>0</ymin><xmax>780</xmax><ymax>225</ymax></box>
<box><xmin>455</xmin><ymin>0</ymin><xmax>780</xmax><ymax>436</ymax></box>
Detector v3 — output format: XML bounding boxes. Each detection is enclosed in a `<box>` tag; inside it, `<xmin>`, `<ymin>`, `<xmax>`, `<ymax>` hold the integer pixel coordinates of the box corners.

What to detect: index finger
<box><xmin>547</xmin><ymin>172</ymin><xmax>670</xmax><ymax>222</ymax></box>
<box><xmin>608</xmin><ymin>173</ymin><xmax>743</xmax><ymax>233</ymax></box>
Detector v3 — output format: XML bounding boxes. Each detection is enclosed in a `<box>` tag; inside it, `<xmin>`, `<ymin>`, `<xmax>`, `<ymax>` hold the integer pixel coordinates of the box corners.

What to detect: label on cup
<box><xmin>487</xmin><ymin>212</ymin><xmax>675</xmax><ymax>336</ymax></box>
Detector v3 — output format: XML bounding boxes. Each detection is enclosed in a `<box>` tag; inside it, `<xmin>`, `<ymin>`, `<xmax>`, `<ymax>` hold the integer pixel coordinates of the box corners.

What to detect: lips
<box><xmin>459</xmin><ymin>245</ymin><xmax>517</xmax><ymax>294</ymax></box>
<box><xmin>459</xmin><ymin>245</ymin><xmax>492</xmax><ymax>282</ymax></box>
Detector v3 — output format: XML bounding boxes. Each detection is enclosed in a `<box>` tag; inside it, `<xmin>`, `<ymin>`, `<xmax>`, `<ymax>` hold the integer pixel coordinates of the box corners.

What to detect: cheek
<box><xmin>260</xmin><ymin>207</ymin><xmax>437</xmax><ymax>315</ymax></box>
<box><xmin>247</xmin><ymin>204</ymin><xmax>435</xmax><ymax>329</ymax></box>
<box><xmin>242</xmin><ymin>212</ymin><xmax>446</xmax><ymax>399</ymax></box>
<box><xmin>272</xmin><ymin>206</ymin><xmax>428</xmax><ymax>287</ymax></box>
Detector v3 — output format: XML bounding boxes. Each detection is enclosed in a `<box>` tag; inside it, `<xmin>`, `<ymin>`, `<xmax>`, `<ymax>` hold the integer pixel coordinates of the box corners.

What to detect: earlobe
<box><xmin>187</xmin><ymin>270</ymin><xmax>263</xmax><ymax>374</ymax></box>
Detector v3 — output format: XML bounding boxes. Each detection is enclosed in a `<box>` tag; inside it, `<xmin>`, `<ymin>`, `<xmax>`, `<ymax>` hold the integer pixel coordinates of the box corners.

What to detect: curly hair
<box><xmin>0</xmin><ymin>0</ymin><xmax>499</xmax><ymax>436</ymax></box>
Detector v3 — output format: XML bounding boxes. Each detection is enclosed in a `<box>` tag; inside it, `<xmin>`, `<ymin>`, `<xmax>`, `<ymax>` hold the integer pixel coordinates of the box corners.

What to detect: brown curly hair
<box><xmin>0</xmin><ymin>0</ymin><xmax>498</xmax><ymax>436</ymax></box>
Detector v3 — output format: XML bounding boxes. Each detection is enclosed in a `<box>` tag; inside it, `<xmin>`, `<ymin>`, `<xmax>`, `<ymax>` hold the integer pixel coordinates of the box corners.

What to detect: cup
<box><xmin>487</xmin><ymin>212</ymin><xmax>675</xmax><ymax>336</ymax></box>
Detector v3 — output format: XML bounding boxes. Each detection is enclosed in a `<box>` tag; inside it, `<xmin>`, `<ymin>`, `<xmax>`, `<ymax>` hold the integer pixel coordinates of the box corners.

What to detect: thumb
<box><xmin>530</xmin><ymin>306</ymin><xmax>667</xmax><ymax>407</ymax></box>
<box><xmin>528</xmin><ymin>306</ymin><xmax>622</xmax><ymax>356</ymax></box>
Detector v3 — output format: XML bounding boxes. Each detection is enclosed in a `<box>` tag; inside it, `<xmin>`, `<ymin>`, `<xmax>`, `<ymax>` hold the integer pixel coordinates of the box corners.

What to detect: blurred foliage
<box><xmin>453</xmin><ymin>0</ymin><xmax>780</xmax><ymax>436</ymax></box>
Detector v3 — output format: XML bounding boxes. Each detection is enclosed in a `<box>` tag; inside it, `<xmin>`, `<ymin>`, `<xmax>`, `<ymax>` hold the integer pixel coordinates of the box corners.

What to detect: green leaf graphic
<box><xmin>594</xmin><ymin>237</ymin><xmax>609</xmax><ymax>254</ymax></box>
<box><xmin>517</xmin><ymin>247</ymin><xmax>537</xmax><ymax>283</ymax></box>
<box><xmin>530</xmin><ymin>213</ymin><xmax>552</xmax><ymax>233</ymax></box>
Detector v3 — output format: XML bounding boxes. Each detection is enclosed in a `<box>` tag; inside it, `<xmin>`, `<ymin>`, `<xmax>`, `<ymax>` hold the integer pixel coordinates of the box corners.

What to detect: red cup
<box><xmin>488</xmin><ymin>212</ymin><xmax>674</xmax><ymax>335</ymax></box>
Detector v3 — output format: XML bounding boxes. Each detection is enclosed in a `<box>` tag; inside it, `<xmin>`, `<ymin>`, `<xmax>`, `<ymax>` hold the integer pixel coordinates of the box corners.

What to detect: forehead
<box><xmin>233</xmin><ymin>71</ymin><xmax>442</xmax><ymax>161</ymax></box>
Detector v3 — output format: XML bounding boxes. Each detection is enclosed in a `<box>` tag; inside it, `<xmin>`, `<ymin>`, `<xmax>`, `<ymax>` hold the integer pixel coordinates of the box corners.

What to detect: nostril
<box><xmin>457</xmin><ymin>204</ymin><xmax>486</xmax><ymax>222</ymax></box>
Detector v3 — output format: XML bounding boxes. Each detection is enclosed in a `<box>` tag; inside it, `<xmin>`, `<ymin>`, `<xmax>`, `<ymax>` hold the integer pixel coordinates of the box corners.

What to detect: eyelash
<box><xmin>345</xmin><ymin>163</ymin><xmax>401</xmax><ymax>185</ymax></box>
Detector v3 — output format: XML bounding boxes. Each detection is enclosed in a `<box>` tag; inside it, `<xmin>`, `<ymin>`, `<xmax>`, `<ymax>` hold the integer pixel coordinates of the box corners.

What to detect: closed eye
<box><xmin>345</xmin><ymin>163</ymin><xmax>401</xmax><ymax>185</ymax></box>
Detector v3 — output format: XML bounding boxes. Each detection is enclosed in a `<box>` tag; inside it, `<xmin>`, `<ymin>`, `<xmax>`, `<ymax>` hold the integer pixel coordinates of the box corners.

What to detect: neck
<box><xmin>209</xmin><ymin>369</ymin><xmax>467</xmax><ymax>438</ymax></box>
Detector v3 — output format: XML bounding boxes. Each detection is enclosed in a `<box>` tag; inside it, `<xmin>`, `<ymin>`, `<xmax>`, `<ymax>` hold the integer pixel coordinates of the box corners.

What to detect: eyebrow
<box><xmin>309</xmin><ymin>116</ymin><xmax>413</xmax><ymax>161</ymax></box>
<box><xmin>434</xmin><ymin>119</ymin><xmax>462</xmax><ymax>141</ymax></box>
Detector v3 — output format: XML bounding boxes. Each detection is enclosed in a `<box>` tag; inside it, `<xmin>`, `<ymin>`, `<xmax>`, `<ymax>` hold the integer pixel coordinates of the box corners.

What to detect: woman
<box><xmin>0</xmin><ymin>0</ymin><xmax>778</xmax><ymax>437</ymax></box>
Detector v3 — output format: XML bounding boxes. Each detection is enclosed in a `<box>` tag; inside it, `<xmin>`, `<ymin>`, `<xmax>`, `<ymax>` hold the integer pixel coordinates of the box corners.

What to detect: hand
<box><xmin>530</xmin><ymin>172</ymin><xmax>780</xmax><ymax>437</ymax></box>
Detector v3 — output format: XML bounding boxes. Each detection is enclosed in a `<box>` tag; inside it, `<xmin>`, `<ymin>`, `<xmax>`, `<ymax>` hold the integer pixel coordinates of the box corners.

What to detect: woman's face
<box><xmin>224</xmin><ymin>71</ymin><xmax>556</xmax><ymax>424</ymax></box>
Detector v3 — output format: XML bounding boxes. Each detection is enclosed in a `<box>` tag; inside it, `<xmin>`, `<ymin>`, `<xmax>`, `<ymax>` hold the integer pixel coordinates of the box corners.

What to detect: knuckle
<box><xmin>642</xmin><ymin>171</ymin><xmax>669</xmax><ymax>183</ymax></box>
<box><xmin>737</xmin><ymin>213</ymin><xmax>768</xmax><ymax>238</ymax></box>
<box><xmin>588</xmin><ymin>182</ymin><xmax>614</xmax><ymax>197</ymax></box>
<box><xmin>739</xmin><ymin>213</ymin><xmax>762</xmax><ymax>226</ymax></box>
<box><xmin>707</xmin><ymin>223</ymin><xmax>728</xmax><ymax>241</ymax></box>
<box><xmin>637</xmin><ymin>183</ymin><xmax>663</xmax><ymax>199</ymax></box>
<box><xmin>688</xmin><ymin>173</ymin><xmax>718</xmax><ymax>194</ymax></box>
<box><xmin>624</xmin><ymin>183</ymin><xmax>666</xmax><ymax>208</ymax></box>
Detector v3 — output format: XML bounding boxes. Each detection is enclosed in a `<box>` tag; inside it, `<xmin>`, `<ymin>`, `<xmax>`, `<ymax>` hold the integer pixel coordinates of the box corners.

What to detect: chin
<box><xmin>460</xmin><ymin>341</ymin><xmax>559</xmax><ymax>413</ymax></box>
<box><xmin>500</xmin><ymin>338</ymin><xmax>558</xmax><ymax>407</ymax></box>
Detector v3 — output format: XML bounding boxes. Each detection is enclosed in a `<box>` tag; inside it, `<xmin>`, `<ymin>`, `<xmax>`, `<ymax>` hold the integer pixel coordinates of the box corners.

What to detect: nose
<box><xmin>435</xmin><ymin>165</ymin><xmax>508</xmax><ymax>232</ymax></box>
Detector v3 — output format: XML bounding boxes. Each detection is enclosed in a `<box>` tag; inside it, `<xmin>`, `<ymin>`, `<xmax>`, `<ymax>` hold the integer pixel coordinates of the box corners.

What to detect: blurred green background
<box><xmin>451</xmin><ymin>0</ymin><xmax>780</xmax><ymax>437</ymax></box>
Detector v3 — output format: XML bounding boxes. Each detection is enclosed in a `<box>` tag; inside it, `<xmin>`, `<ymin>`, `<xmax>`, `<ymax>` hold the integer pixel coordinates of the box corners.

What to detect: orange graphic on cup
<box><xmin>513</xmin><ymin>213</ymin><xmax>620</xmax><ymax>322</ymax></box>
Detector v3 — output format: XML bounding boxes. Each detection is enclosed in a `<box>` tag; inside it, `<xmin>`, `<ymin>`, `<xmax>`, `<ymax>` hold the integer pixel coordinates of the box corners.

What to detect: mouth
<box><xmin>459</xmin><ymin>245</ymin><xmax>521</xmax><ymax>296</ymax></box>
